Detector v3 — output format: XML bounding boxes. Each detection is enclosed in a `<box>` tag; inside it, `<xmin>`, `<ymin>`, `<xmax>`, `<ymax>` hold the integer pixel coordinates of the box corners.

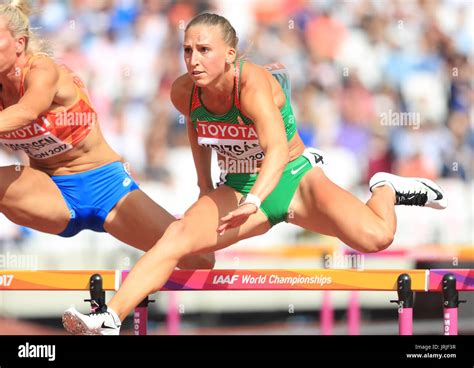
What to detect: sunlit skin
<box><xmin>180</xmin><ymin>25</ymin><xmax>312</xmax><ymax>234</ymax></box>
<box><xmin>105</xmin><ymin>22</ymin><xmax>398</xmax><ymax>323</ymax></box>
<box><xmin>0</xmin><ymin>15</ymin><xmax>214</xmax><ymax>269</ymax></box>
<box><xmin>0</xmin><ymin>17</ymin><xmax>28</xmax><ymax>96</ymax></box>
<box><xmin>181</xmin><ymin>25</ymin><xmax>294</xmax><ymax>233</ymax></box>
<box><xmin>183</xmin><ymin>24</ymin><xmax>238</xmax><ymax>118</ymax></box>
<box><xmin>0</xmin><ymin>15</ymin><xmax>121</xmax><ymax>175</ymax></box>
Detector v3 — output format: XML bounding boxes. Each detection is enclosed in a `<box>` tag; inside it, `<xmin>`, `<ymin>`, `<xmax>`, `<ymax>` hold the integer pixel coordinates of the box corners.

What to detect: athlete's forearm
<box><xmin>193</xmin><ymin>146</ymin><xmax>214</xmax><ymax>191</ymax></box>
<box><xmin>187</xmin><ymin>120</ymin><xmax>213</xmax><ymax>191</ymax></box>
<box><xmin>249</xmin><ymin>147</ymin><xmax>289</xmax><ymax>202</ymax></box>
<box><xmin>0</xmin><ymin>104</ymin><xmax>38</xmax><ymax>134</ymax></box>
<box><xmin>197</xmin><ymin>174</ymin><xmax>213</xmax><ymax>192</ymax></box>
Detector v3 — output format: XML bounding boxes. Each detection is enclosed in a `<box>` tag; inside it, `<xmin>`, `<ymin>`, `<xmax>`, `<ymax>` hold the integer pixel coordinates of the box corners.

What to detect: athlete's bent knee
<box><xmin>159</xmin><ymin>220</ymin><xmax>196</xmax><ymax>260</ymax></box>
<box><xmin>360</xmin><ymin>226</ymin><xmax>394</xmax><ymax>253</ymax></box>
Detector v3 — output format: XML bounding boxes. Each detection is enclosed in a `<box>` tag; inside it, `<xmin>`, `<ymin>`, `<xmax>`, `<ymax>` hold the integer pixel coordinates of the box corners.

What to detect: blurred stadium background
<box><xmin>0</xmin><ymin>0</ymin><xmax>472</xmax><ymax>335</ymax></box>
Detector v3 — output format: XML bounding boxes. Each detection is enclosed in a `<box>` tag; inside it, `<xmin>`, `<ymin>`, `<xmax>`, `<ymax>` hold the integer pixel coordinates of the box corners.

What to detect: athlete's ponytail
<box><xmin>0</xmin><ymin>0</ymin><xmax>51</xmax><ymax>55</ymax></box>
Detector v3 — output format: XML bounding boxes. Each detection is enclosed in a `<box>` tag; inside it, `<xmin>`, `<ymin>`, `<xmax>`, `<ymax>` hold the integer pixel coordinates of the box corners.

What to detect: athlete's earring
<box><xmin>226</xmin><ymin>59</ymin><xmax>232</xmax><ymax>65</ymax></box>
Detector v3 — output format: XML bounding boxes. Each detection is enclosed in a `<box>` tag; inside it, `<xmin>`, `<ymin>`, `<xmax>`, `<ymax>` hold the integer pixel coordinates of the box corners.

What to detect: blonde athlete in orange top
<box><xmin>63</xmin><ymin>13</ymin><xmax>447</xmax><ymax>335</ymax></box>
<box><xmin>0</xmin><ymin>1</ymin><xmax>212</xmax><ymax>268</ymax></box>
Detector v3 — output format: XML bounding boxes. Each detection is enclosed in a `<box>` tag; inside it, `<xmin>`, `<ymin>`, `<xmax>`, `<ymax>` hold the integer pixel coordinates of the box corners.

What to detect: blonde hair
<box><xmin>185</xmin><ymin>13</ymin><xmax>239</xmax><ymax>50</ymax></box>
<box><xmin>0</xmin><ymin>0</ymin><xmax>51</xmax><ymax>55</ymax></box>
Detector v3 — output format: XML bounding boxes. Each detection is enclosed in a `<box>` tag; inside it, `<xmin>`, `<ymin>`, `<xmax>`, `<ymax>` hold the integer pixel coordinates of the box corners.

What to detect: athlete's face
<box><xmin>0</xmin><ymin>17</ymin><xmax>24</xmax><ymax>74</ymax></box>
<box><xmin>183</xmin><ymin>25</ymin><xmax>233</xmax><ymax>86</ymax></box>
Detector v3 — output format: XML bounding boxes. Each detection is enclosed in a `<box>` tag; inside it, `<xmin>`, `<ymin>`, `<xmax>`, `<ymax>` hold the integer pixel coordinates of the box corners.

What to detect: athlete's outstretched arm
<box><xmin>0</xmin><ymin>56</ymin><xmax>58</xmax><ymax>133</ymax></box>
<box><xmin>186</xmin><ymin>118</ymin><xmax>214</xmax><ymax>196</ymax></box>
<box><xmin>170</xmin><ymin>76</ymin><xmax>214</xmax><ymax>196</ymax></box>
<box><xmin>239</xmin><ymin>66</ymin><xmax>290</xmax><ymax>201</ymax></box>
<box><xmin>218</xmin><ymin>65</ymin><xmax>289</xmax><ymax>233</ymax></box>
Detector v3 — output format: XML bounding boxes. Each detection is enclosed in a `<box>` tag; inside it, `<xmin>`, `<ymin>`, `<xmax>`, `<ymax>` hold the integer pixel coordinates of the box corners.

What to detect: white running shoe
<box><xmin>62</xmin><ymin>306</ymin><xmax>121</xmax><ymax>335</ymax></box>
<box><xmin>369</xmin><ymin>172</ymin><xmax>447</xmax><ymax>209</ymax></box>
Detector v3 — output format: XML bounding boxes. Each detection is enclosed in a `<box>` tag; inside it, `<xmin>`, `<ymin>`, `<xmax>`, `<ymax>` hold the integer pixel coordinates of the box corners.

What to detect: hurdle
<box><xmin>0</xmin><ymin>270</ymin><xmax>120</xmax><ymax>322</ymax></box>
<box><xmin>429</xmin><ymin>269</ymin><xmax>472</xmax><ymax>335</ymax></box>
<box><xmin>216</xmin><ymin>244</ymin><xmax>473</xmax><ymax>335</ymax></box>
<box><xmin>339</xmin><ymin>248</ymin><xmax>474</xmax><ymax>336</ymax></box>
<box><xmin>1</xmin><ymin>268</ymin><xmax>472</xmax><ymax>335</ymax></box>
<box><xmin>127</xmin><ymin>268</ymin><xmax>428</xmax><ymax>335</ymax></box>
<box><xmin>0</xmin><ymin>270</ymin><xmax>119</xmax><ymax>291</ymax></box>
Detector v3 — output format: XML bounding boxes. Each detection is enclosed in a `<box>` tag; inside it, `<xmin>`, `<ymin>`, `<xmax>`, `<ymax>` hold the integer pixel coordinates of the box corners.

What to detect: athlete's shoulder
<box><xmin>240</xmin><ymin>61</ymin><xmax>270</xmax><ymax>79</ymax></box>
<box><xmin>27</xmin><ymin>53</ymin><xmax>57</xmax><ymax>72</ymax></box>
<box><xmin>23</xmin><ymin>54</ymin><xmax>59</xmax><ymax>89</ymax></box>
<box><xmin>240</xmin><ymin>61</ymin><xmax>275</xmax><ymax>92</ymax></box>
<box><xmin>241</xmin><ymin>61</ymin><xmax>272</xmax><ymax>86</ymax></box>
<box><xmin>170</xmin><ymin>72</ymin><xmax>194</xmax><ymax>115</ymax></box>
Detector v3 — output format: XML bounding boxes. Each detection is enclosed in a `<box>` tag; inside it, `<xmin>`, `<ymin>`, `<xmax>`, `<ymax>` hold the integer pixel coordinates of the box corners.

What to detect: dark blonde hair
<box><xmin>185</xmin><ymin>13</ymin><xmax>239</xmax><ymax>50</ymax></box>
<box><xmin>0</xmin><ymin>0</ymin><xmax>50</xmax><ymax>55</ymax></box>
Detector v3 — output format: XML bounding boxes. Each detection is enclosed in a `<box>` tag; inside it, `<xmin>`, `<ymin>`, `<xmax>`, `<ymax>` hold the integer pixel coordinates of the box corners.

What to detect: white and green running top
<box><xmin>189</xmin><ymin>60</ymin><xmax>297</xmax><ymax>163</ymax></box>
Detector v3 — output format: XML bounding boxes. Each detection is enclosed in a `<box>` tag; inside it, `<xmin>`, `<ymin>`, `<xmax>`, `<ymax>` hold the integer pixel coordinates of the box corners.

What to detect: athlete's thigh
<box><xmin>104</xmin><ymin>189</ymin><xmax>217</xmax><ymax>269</ymax></box>
<box><xmin>178</xmin><ymin>185</ymin><xmax>272</xmax><ymax>254</ymax></box>
<box><xmin>289</xmin><ymin>167</ymin><xmax>376</xmax><ymax>238</ymax></box>
<box><xmin>0</xmin><ymin>165</ymin><xmax>70</xmax><ymax>234</ymax></box>
<box><xmin>288</xmin><ymin>167</ymin><xmax>343</xmax><ymax>237</ymax></box>
<box><xmin>103</xmin><ymin>189</ymin><xmax>176</xmax><ymax>251</ymax></box>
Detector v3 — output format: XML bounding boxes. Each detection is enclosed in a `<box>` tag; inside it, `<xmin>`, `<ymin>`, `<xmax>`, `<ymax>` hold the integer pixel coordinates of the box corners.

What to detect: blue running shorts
<box><xmin>50</xmin><ymin>161</ymin><xmax>139</xmax><ymax>237</ymax></box>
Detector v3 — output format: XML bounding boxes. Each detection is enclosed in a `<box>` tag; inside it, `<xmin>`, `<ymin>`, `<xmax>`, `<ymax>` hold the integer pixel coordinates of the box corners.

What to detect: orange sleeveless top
<box><xmin>0</xmin><ymin>54</ymin><xmax>97</xmax><ymax>160</ymax></box>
